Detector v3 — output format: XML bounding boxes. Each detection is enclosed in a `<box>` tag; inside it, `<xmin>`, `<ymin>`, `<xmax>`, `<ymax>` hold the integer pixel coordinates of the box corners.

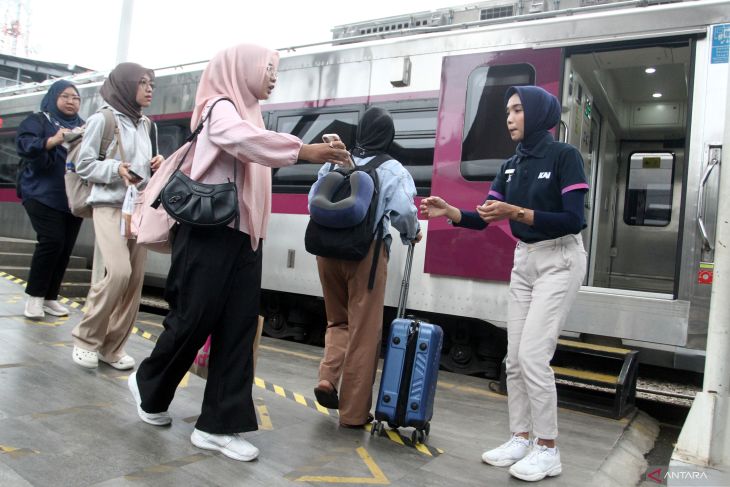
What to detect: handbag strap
<box><xmin>174</xmin><ymin>97</ymin><xmax>236</xmax><ymax>180</ymax></box>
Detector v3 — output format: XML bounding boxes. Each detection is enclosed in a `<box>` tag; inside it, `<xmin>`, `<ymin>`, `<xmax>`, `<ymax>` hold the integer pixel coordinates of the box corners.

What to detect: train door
<box><xmin>564</xmin><ymin>40</ymin><xmax>692</xmax><ymax>296</ymax></box>
<box><xmin>426</xmin><ymin>48</ymin><xmax>562</xmax><ymax>281</ymax></box>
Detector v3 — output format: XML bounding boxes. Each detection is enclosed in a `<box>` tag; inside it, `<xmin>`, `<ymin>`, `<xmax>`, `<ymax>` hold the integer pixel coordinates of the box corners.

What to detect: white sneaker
<box><xmin>24</xmin><ymin>296</ymin><xmax>44</xmax><ymax>319</ymax></box>
<box><xmin>481</xmin><ymin>435</ymin><xmax>531</xmax><ymax>467</ymax></box>
<box><xmin>43</xmin><ymin>300</ymin><xmax>69</xmax><ymax>316</ymax></box>
<box><xmin>509</xmin><ymin>444</ymin><xmax>562</xmax><ymax>482</ymax></box>
<box><xmin>127</xmin><ymin>371</ymin><xmax>172</xmax><ymax>426</ymax></box>
<box><xmin>191</xmin><ymin>428</ymin><xmax>259</xmax><ymax>462</ymax></box>
<box><xmin>99</xmin><ymin>353</ymin><xmax>136</xmax><ymax>370</ymax></box>
<box><xmin>72</xmin><ymin>346</ymin><xmax>98</xmax><ymax>368</ymax></box>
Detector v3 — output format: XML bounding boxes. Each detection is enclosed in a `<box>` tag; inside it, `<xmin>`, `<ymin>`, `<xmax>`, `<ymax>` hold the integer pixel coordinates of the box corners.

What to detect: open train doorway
<box><xmin>562</xmin><ymin>40</ymin><xmax>692</xmax><ymax>295</ymax></box>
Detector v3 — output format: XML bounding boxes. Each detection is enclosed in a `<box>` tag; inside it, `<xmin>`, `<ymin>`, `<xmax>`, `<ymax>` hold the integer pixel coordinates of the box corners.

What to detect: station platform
<box><xmin>0</xmin><ymin>272</ymin><xmax>656</xmax><ymax>486</ymax></box>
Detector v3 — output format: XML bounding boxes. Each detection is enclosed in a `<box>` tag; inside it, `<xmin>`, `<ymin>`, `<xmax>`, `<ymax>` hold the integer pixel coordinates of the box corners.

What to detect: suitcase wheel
<box><xmin>411</xmin><ymin>428</ymin><xmax>426</xmax><ymax>444</ymax></box>
<box><xmin>371</xmin><ymin>421</ymin><xmax>385</xmax><ymax>436</ymax></box>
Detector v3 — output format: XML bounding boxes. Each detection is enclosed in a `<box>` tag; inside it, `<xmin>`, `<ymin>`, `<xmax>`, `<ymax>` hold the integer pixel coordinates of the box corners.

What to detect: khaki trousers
<box><xmin>72</xmin><ymin>207</ymin><xmax>146</xmax><ymax>362</ymax></box>
<box><xmin>317</xmin><ymin>241</ymin><xmax>388</xmax><ymax>425</ymax></box>
<box><xmin>506</xmin><ymin>234</ymin><xmax>586</xmax><ymax>440</ymax></box>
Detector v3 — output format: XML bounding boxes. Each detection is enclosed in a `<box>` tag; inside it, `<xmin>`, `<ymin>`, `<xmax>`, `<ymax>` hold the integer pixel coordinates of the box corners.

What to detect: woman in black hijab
<box><xmin>16</xmin><ymin>80</ymin><xmax>85</xmax><ymax>320</ymax></box>
<box><xmin>310</xmin><ymin>107</ymin><xmax>421</xmax><ymax>427</ymax></box>
<box><xmin>421</xmin><ymin>86</ymin><xmax>588</xmax><ymax>482</ymax></box>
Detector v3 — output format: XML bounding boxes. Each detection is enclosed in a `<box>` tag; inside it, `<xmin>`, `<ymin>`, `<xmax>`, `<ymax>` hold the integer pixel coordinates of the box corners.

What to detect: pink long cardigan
<box><xmin>189</xmin><ymin>99</ymin><xmax>301</xmax><ymax>251</ymax></box>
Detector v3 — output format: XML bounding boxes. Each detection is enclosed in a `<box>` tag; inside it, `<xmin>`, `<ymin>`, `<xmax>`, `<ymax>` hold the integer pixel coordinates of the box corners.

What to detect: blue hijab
<box><xmin>40</xmin><ymin>80</ymin><xmax>84</xmax><ymax>129</ymax></box>
<box><xmin>505</xmin><ymin>85</ymin><xmax>560</xmax><ymax>157</ymax></box>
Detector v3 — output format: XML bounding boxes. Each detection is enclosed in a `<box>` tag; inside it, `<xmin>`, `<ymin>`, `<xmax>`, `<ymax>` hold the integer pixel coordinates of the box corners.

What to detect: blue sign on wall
<box><xmin>712</xmin><ymin>24</ymin><xmax>729</xmax><ymax>64</ymax></box>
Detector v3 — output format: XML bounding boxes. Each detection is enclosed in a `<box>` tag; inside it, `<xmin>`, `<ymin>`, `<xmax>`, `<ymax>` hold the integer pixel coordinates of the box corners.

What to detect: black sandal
<box><xmin>314</xmin><ymin>385</ymin><xmax>339</xmax><ymax>409</ymax></box>
<box><xmin>339</xmin><ymin>414</ymin><xmax>375</xmax><ymax>429</ymax></box>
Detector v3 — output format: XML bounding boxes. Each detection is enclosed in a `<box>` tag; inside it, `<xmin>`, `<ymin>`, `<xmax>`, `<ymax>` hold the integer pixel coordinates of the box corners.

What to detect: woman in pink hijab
<box><xmin>128</xmin><ymin>44</ymin><xmax>350</xmax><ymax>462</ymax></box>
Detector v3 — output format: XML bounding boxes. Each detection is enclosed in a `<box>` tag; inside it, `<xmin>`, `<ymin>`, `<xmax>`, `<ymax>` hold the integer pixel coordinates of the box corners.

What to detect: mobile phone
<box><xmin>322</xmin><ymin>133</ymin><xmax>341</xmax><ymax>143</ymax></box>
<box><xmin>127</xmin><ymin>169</ymin><xmax>143</xmax><ymax>182</ymax></box>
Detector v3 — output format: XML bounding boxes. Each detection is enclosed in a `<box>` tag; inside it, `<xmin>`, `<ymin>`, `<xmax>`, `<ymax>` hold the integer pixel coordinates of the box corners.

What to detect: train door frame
<box><xmin>563</xmin><ymin>35</ymin><xmax>697</xmax><ymax>300</ymax></box>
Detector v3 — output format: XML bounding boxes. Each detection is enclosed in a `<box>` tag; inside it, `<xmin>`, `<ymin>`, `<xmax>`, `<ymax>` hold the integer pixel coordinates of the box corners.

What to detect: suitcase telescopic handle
<box><xmin>396</xmin><ymin>243</ymin><xmax>415</xmax><ymax>319</ymax></box>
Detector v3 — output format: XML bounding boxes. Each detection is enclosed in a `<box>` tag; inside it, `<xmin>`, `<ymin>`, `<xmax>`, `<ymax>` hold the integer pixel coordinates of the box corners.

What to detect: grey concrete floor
<box><xmin>0</xmin><ymin>272</ymin><xmax>633</xmax><ymax>486</ymax></box>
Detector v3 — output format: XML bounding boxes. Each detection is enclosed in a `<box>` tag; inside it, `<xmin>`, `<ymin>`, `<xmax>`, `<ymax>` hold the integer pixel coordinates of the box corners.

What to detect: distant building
<box><xmin>0</xmin><ymin>53</ymin><xmax>89</xmax><ymax>89</ymax></box>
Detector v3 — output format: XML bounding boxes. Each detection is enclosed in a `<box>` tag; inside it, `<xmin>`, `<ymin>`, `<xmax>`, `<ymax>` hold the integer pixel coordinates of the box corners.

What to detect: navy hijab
<box><xmin>352</xmin><ymin>107</ymin><xmax>395</xmax><ymax>158</ymax></box>
<box><xmin>41</xmin><ymin>80</ymin><xmax>84</xmax><ymax>129</ymax></box>
<box><xmin>505</xmin><ymin>85</ymin><xmax>560</xmax><ymax>157</ymax></box>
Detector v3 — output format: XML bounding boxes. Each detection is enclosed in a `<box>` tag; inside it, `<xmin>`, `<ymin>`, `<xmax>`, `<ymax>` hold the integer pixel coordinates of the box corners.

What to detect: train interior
<box><xmin>562</xmin><ymin>40</ymin><xmax>692</xmax><ymax>296</ymax></box>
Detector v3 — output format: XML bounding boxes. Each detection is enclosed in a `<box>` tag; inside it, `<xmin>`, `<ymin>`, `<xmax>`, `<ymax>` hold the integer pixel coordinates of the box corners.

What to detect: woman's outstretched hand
<box><xmin>299</xmin><ymin>142</ymin><xmax>351</xmax><ymax>166</ymax></box>
<box><xmin>420</xmin><ymin>196</ymin><xmax>460</xmax><ymax>223</ymax></box>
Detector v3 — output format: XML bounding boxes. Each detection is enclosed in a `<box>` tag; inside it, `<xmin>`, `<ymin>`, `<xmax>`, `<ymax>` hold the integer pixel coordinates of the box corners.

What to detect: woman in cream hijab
<box><xmin>129</xmin><ymin>44</ymin><xmax>350</xmax><ymax>462</ymax></box>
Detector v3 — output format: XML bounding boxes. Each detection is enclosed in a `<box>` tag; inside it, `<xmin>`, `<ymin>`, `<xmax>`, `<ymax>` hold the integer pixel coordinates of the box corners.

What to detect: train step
<box><xmin>498</xmin><ymin>338</ymin><xmax>639</xmax><ymax>419</ymax></box>
<box><xmin>0</xmin><ymin>237</ymin><xmax>37</xmax><ymax>254</ymax></box>
<box><xmin>0</xmin><ymin>252</ymin><xmax>87</xmax><ymax>268</ymax></box>
<box><xmin>1</xmin><ymin>265</ymin><xmax>91</xmax><ymax>283</ymax></box>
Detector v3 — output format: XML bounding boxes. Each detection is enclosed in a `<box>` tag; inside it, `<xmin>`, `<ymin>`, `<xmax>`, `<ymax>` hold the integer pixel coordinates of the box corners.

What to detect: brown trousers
<box><xmin>72</xmin><ymin>207</ymin><xmax>146</xmax><ymax>362</ymax></box>
<box><xmin>317</xmin><ymin>241</ymin><xmax>388</xmax><ymax>425</ymax></box>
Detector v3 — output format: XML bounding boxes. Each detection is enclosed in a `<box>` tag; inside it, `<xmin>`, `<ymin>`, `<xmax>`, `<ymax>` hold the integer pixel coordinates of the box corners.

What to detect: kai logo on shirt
<box><xmin>538</xmin><ymin>172</ymin><xmax>552</xmax><ymax>180</ymax></box>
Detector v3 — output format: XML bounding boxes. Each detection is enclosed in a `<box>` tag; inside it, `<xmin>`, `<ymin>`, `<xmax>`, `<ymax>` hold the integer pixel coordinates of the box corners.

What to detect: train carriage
<box><xmin>0</xmin><ymin>0</ymin><xmax>728</xmax><ymax>376</ymax></box>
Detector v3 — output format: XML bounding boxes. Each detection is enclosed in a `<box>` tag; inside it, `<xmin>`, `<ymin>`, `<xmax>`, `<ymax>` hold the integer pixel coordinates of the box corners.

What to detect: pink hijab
<box><xmin>191</xmin><ymin>44</ymin><xmax>278</xmax><ymax>131</ymax></box>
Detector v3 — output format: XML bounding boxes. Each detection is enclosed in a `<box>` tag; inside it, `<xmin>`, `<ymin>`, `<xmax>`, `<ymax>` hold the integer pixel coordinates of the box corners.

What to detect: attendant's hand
<box><xmin>298</xmin><ymin>143</ymin><xmax>351</xmax><ymax>166</ymax></box>
<box><xmin>413</xmin><ymin>230</ymin><xmax>423</xmax><ymax>244</ymax></box>
<box><xmin>46</xmin><ymin>128</ymin><xmax>70</xmax><ymax>150</ymax></box>
<box><xmin>420</xmin><ymin>196</ymin><xmax>459</xmax><ymax>222</ymax></box>
<box><xmin>476</xmin><ymin>200</ymin><xmax>518</xmax><ymax>222</ymax></box>
<box><xmin>150</xmin><ymin>155</ymin><xmax>164</xmax><ymax>172</ymax></box>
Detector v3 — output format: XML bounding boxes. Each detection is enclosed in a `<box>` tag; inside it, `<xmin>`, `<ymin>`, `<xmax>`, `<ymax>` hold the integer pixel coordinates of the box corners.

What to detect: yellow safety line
<box><xmin>314</xmin><ymin>402</ymin><xmax>330</xmax><ymax>415</ymax></box>
<box><xmin>296</xmin><ymin>447</ymin><xmax>390</xmax><ymax>484</ymax></box>
<box><xmin>552</xmin><ymin>365</ymin><xmax>618</xmax><ymax>384</ymax></box>
<box><xmin>558</xmin><ymin>338</ymin><xmax>631</xmax><ymax>355</ymax></box>
<box><xmin>385</xmin><ymin>429</ymin><xmax>405</xmax><ymax>446</ymax></box>
<box><xmin>273</xmin><ymin>384</ymin><xmax>287</xmax><ymax>398</ymax></box>
<box><xmin>257</xmin><ymin>404</ymin><xmax>273</xmax><ymax>430</ymax></box>
<box><xmin>414</xmin><ymin>443</ymin><xmax>431</xmax><ymax>456</ymax></box>
<box><xmin>293</xmin><ymin>392</ymin><xmax>308</xmax><ymax>406</ymax></box>
<box><xmin>254</xmin><ymin>377</ymin><xmax>265</xmax><ymax>389</ymax></box>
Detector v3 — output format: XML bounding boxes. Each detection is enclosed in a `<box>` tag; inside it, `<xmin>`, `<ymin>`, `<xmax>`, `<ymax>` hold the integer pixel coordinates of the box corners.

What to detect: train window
<box><xmin>623</xmin><ymin>152</ymin><xmax>674</xmax><ymax>227</ymax></box>
<box><xmin>0</xmin><ymin>134</ymin><xmax>18</xmax><ymax>186</ymax></box>
<box><xmin>460</xmin><ymin>64</ymin><xmax>535</xmax><ymax>181</ymax></box>
<box><xmin>272</xmin><ymin>111</ymin><xmax>359</xmax><ymax>193</ymax></box>
<box><xmin>389</xmin><ymin>109</ymin><xmax>437</xmax><ymax>196</ymax></box>
<box><xmin>155</xmin><ymin>121</ymin><xmax>191</xmax><ymax>158</ymax></box>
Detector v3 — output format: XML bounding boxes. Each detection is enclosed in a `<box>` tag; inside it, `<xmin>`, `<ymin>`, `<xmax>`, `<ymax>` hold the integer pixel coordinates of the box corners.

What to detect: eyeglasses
<box><xmin>266</xmin><ymin>65</ymin><xmax>278</xmax><ymax>78</ymax></box>
<box><xmin>59</xmin><ymin>94</ymin><xmax>81</xmax><ymax>102</ymax></box>
<box><xmin>138</xmin><ymin>79</ymin><xmax>156</xmax><ymax>90</ymax></box>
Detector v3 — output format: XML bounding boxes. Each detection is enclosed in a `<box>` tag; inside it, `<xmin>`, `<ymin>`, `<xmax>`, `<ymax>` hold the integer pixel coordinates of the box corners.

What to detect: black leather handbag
<box><xmin>158</xmin><ymin>97</ymin><xmax>239</xmax><ymax>229</ymax></box>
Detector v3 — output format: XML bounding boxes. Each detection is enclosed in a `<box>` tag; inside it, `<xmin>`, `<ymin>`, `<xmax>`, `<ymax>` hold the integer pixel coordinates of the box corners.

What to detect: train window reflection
<box><xmin>155</xmin><ymin>121</ymin><xmax>191</xmax><ymax>158</ymax></box>
<box><xmin>389</xmin><ymin>108</ymin><xmax>436</xmax><ymax>196</ymax></box>
<box><xmin>624</xmin><ymin>152</ymin><xmax>674</xmax><ymax>227</ymax></box>
<box><xmin>460</xmin><ymin>64</ymin><xmax>535</xmax><ymax>181</ymax></box>
<box><xmin>273</xmin><ymin>111</ymin><xmax>359</xmax><ymax>193</ymax></box>
<box><xmin>0</xmin><ymin>135</ymin><xmax>18</xmax><ymax>186</ymax></box>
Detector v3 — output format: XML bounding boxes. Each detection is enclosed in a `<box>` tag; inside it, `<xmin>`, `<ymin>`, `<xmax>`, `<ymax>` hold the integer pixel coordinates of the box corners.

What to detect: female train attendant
<box><xmin>16</xmin><ymin>80</ymin><xmax>84</xmax><ymax>320</ymax></box>
<box><xmin>420</xmin><ymin>86</ymin><xmax>588</xmax><ymax>482</ymax></box>
<box><xmin>71</xmin><ymin>63</ymin><xmax>162</xmax><ymax>370</ymax></box>
<box><xmin>129</xmin><ymin>43</ymin><xmax>350</xmax><ymax>463</ymax></box>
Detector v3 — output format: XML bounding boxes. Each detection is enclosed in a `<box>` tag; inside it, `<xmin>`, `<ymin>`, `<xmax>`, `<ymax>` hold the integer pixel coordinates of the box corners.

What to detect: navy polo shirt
<box><xmin>488</xmin><ymin>135</ymin><xmax>588</xmax><ymax>242</ymax></box>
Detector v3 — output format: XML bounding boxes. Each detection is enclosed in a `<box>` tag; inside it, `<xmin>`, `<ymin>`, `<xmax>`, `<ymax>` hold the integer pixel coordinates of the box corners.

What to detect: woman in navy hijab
<box><xmin>421</xmin><ymin>86</ymin><xmax>588</xmax><ymax>482</ymax></box>
<box><xmin>16</xmin><ymin>79</ymin><xmax>85</xmax><ymax>320</ymax></box>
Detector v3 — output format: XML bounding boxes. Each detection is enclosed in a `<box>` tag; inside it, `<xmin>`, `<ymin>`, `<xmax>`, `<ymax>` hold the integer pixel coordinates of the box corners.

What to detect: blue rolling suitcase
<box><xmin>372</xmin><ymin>244</ymin><xmax>443</xmax><ymax>443</ymax></box>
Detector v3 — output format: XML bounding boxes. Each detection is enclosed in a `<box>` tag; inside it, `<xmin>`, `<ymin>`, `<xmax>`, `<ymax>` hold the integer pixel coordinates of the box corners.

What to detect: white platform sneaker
<box><xmin>191</xmin><ymin>428</ymin><xmax>259</xmax><ymax>462</ymax></box>
<box><xmin>127</xmin><ymin>371</ymin><xmax>172</xmax><ymax>426</ymax></box>
<box><xmin>481</xmin><ymin>435</ymin><xmax>531</xmax><ymax>467</ymax></box>
<box><xmin>23</xmin><ymin>296</ymin><xmax>44</xmax><ymax>319</ymax></box>
<box><xmin>509</xmin><ymin>444</ymin><xmax>562</xmax><ymax>482</ymax></box>
<box><xmin>43</xmin><ymin>300</ymin><xmax>69</xmax><ymax>316</ymax></box>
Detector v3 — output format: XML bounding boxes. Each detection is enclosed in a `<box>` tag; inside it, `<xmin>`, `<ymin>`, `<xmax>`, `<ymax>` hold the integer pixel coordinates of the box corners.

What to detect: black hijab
<box><xmin>41</xmin><ymin>80</ymin><xmax>84</xmax><ymax>129</ymax></box>
<box><xmin>99</xmin><ymin>62</ymin><xmax>155</xmax><ymax>125</ymax></box>
<box><xmin>505</xmin><ymin>85</ymin><xmax>561</xmax><ymax>157</ymax></box>
<box><xmin>351</xmin><ymin>107</ymin><xmax>395</xmax><ymax>158</ymax></box>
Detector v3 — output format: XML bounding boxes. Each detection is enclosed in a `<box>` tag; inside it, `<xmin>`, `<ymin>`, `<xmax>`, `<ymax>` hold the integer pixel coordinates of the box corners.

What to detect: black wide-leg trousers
<box><xmin>136</xmin><ymin>223</ymin><xmax>261</xmax><ymax>434</ymax></box>
<box><xmin>23</xmin><ymin>199</ymin><xmax>83</xmax><ymax>299</ymax></box>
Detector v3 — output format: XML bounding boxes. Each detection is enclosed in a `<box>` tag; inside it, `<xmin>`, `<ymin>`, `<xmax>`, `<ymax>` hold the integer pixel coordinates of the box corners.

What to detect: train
<box><xmin>0</xmin><ymin>0</ymin><xmax>728</xmax><ymax>376</ymax></box>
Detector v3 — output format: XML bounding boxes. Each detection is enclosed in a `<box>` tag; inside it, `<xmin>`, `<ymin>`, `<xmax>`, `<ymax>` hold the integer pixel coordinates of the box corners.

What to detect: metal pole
<box><xmin>115</xmin><ymin>0</ymin><xmax>135</xmax><ymax>64</ymax></box>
